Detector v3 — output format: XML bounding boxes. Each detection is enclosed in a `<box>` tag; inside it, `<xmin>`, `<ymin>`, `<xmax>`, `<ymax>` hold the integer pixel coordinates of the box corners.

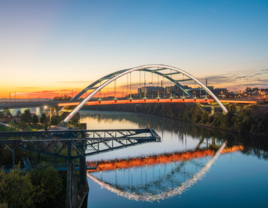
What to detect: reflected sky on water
<box><xmin>80</xmin><ymin>110</ymin><xmax>268</xmax><ymax>208</ymax></box>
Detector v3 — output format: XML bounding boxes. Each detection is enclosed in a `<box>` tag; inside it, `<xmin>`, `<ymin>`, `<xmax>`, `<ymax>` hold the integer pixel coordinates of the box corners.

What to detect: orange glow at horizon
<box><xmin>0</xmin><ymin>86</ymin><xmax>136</xmax><ymax>100</ymax></box>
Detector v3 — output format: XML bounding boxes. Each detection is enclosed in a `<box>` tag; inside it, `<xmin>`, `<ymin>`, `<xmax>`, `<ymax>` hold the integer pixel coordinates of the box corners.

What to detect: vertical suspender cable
<box><xmin>152</xmin><ymin>72</ymin><xmax>153</xmax><ymax>98</ymax></box>
<box><xmin>183</xmin><ymin>74</ymin><xmax>185</xmax><ymax>98</ymax></box>
<box><xmin>140</xmin><ymin>70</ymin><xmax>141</xmax><ymax>98</ymax></box>
<box><xmin>127</xmin><ymin>73</ymin><xmax>128</xmax><ymax>99</ymax></box>
<box><xmin>130</xmin><ymin>72</ymin><xmax>132</xmax><ymax>99</ymax></box>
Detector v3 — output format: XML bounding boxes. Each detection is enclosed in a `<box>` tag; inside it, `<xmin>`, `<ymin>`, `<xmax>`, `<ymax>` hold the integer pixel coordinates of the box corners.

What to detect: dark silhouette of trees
<box><xmin>40</xmin><ymin>113</ymin><xmax>47</xmax><ymax>124</ymax></box>
<box><xmin>21</xmin><ymin>109</ymin><xmax>32</xmax><ymax>124</ymax></box>
<box><xmin>2</xmin><ymin>107</ymin><xmax>11</xmax><ymax>117</ymax></box>
<box><xmin>50</xmin><ymin>115</ymin><xmax>62</xmax><ymax>125</ymax></box>
<box><xmin>32</xmin><ymin>115</ymin><xmax>39</xmax><ymax>125</ymax></box>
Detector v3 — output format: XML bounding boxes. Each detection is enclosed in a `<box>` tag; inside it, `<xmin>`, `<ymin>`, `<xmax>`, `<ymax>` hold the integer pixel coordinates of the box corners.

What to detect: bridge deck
<box><xmin>0</xmin><ymin>98</ymin><xmax>258</xmax><ymax>109</ymax></box>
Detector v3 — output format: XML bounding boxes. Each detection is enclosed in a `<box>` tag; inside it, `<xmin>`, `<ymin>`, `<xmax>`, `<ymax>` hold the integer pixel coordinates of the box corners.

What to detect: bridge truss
<box><xmin>0</xmin><ymin>129</ymin><xmax>161</xmax><ymax>169</ymax></box>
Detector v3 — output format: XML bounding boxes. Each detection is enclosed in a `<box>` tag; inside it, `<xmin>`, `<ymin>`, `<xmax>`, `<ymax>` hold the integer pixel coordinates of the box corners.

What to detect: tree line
<box><xmin>83</xmin><ymin>103</ymin><xmax>268</xmax><ymax>135</ymax></box>
<box><xmin>0</xmin><ymin>162</ymin><xmax>66</xmax><ymax>208</ymax></box>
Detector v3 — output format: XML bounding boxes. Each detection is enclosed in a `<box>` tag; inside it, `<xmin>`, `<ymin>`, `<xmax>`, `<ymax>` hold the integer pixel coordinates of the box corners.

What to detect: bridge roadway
<box><xmin>0</xmin><ymin>98</ymin><xmax>258</xmax><ymax>109</ymax></box>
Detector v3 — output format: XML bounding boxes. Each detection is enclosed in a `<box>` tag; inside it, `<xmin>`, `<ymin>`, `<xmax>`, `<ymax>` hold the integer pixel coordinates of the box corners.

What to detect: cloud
<box><xmin>208</xmin><ymin>8</ymin><xmax>217</xmax><ymax>13</ymax></box>
<box><xmin>199</xmin><ymin>68</ymin><xmax>268</xmax><ymax>90</ymax></box>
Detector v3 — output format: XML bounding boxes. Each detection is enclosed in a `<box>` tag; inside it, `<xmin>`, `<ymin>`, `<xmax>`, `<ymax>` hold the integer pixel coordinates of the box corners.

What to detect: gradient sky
<box><xmin>1</xmin><ymin>0</ymin><xmax>268</xmax><ymax>99</ymax></box>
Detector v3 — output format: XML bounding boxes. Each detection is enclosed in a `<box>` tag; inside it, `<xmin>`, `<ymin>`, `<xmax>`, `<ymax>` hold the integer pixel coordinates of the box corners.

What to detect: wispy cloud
<box><xmin>208</xmin><ymin>8</ymin><xmax>217</xmax><ymax>13</ymax></box>
<box><xmin>199</xmin><ymin>68</ymin><xmax>268</xmax><ymax>90</ymax></box>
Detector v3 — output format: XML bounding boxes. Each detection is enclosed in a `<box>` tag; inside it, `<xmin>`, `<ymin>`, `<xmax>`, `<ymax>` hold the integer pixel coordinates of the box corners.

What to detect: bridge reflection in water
<box><xmin>87</xmin><ymin>143</ymin><xmax>242</xmax><ymax>202</ymax></box>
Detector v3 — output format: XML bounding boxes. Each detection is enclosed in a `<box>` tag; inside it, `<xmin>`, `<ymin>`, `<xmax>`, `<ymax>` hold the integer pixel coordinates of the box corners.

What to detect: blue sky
<box><xmin>0</xmin><ymin>0</ymin><xmax>268</xmax><ymax>98</ymax></box>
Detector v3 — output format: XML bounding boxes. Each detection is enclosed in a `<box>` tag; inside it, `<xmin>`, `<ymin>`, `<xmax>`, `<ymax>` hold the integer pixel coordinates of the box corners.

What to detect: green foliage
<box><xmin>0</xmin><ymin>163</ymin><xmax>65</xmax><ymax>208</ymax></box>
<box><xmin>3</xmin><ymin>107</ymin><xmax>11</xmax><ymax>117</ymax></box>
<box><xmin>16</xmin><ymin>110</ymin><xmax>22</xmax><ymax>116</ymax></box>
<box><xmin>40</xmin><ymin>113</ymin><xmax>47</xmax><ymax>124</ymax></box>
<box><xmin>70</xmin><ymin>112</ymin><xmax>80</xmax><ymax>125</ymax></box>
<box><xmin>9</xmin><ymin>120</ymin><xmax>15</xmax><ymax>129</ymax></box>
<box><xmin>21</xmin><ymin>109</ymin><xmax>32</xmax><ymax>124</ymax></box>
<box><xmin>0</xmin><ymin>165</ymin><xmax>36</xmax><ymax>208</ymax></box>
<box><xmin>51</xmin><ymin>115</ymin><xmax>62</xmax><ymax>125</ymax></box>
<box><xmin>29</xmin><ymin>163</ymin><xmax>62</xmax><ymax>206</ymax></box>
<box><xmin>0</xmin><ymin>203</ymin><xmax>8</xmax><ymax>208</ymax></box>
<box><xmin>0</xmin><ymin>112</ymin><xmax>4</xmax><ymax>119</ymax></box>
<box><xmin>201</xmin><ymin>112</ymin><xmax>209</xmax><ymax>124</ymax></box>
<box><xmin>32</xmin><ymin>114</ymin><xmax>39</xmax><ymax>124</ymax></box>
<box><xmin>212</xmin><ymin>112</ymin><xmax>223</xmax><ymax>127</ymax></box>
<box><xmin>84</xmin><ymin>103</ymin><xmax>268</xmax><ymax>135</ymax></box>
<box><xmin>44</xmin><ymin>123</ymin><xmax>49</xmax><ymax>130</ymax></box>
<box><xmin>19</xmin><ymin>121</ymin><xmax>28</xmax><ymax>131</ymax></box>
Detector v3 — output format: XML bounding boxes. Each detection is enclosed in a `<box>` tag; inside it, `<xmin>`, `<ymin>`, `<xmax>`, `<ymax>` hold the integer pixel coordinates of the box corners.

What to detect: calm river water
<box><xmin>80</xmin><ymin>110</ymin><xmax>268</xmax><ymax>208</ymax></box>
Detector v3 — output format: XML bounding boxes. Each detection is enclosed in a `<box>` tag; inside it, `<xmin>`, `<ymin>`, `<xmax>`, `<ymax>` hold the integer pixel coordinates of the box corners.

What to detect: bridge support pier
<box><xmin>66</xmin><ymin>162</ymin><xmax>73</xmax><ymax>208</ymax></box>
<box><xmin>50</xmin><ymin>106</ymin><xmax>58</xmax><ymax>119</ymax></box>
<box><xmin>79</xmin><ymin>157</ymin><xmax>88</xmax><ymax>192</ymax></box>
<box><xmin>211</xmin><ymin>107</ymin><xmax>215</xmax><ymax>115</ymax></box>
<box><xmin>12</xmin><ymin>141</ymin><xmax>15</xmax><ymax>168</ymax></box>
<box><xmin>66</xmin><ymin>162</ymin><xmax>79</xmax><ymax>208</ymax></box>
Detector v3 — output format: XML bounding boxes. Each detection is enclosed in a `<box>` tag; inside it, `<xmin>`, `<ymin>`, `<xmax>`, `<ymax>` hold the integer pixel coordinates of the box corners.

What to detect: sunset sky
<box><xmin>1</xmin><ymin>0</ymin><xmax>268</xmax><ymax>99</ymax></box>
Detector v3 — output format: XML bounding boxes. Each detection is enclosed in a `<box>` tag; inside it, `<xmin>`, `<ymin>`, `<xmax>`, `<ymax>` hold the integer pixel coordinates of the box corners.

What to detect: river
<box><xmin>80</xmin><ymin>110</ymin><xmax>268</xmax><ymax>208</ymax></box>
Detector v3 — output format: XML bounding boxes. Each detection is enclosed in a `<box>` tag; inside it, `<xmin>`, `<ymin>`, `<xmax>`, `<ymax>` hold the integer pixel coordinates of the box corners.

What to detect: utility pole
<box><xmin>9</xmin><ymin>92</ymin><xmax>11</xmax><ymax>102</ymax></box>
<box><xmin>14</xmin><ymin>91</ymin><xmax>16</xmax><ymax>102</ymax></box>
<box><xmin>206</xmin><ymin>79</ymin><xmax>207</xmax><ymax>87</ymax></box>
<box><xmin>72</xmin><ymin>89</ymin><xmax>73</xmax><ymax>98</ymax></box>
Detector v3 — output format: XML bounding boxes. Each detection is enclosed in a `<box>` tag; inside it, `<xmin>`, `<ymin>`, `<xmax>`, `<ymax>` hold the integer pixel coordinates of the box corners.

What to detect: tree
<box><xmin>3</xmin><ymin>107</ymin><xmax>11</xmax><ymax>117</ymax></box>
<box><xmin>21</xmin><ymin>109</ymin><xmax>32</xmax><ymax>124</ymax></box>
<box><xmin>0</xmin><ymin>203</ymin><xmax>8</xmax><ymax>208</ymax></box>
<box><xmin>0</xmin><ymin>112</ymin><xmax>4</xmax><ymax>119</ymax></box>
<box><xmin>16</xmin><ymin>110</ymin><xmax>22</xmax><ymax>117</ymax></box>
<box><xmin>9</xmin><ymin>120</ymin><xmax>15</xmax><ymax>129</ymax></box>
<box><xmin>19</xmin><ymin>121</ymin><xmax>28</xmax><ymax>131</ymax></box>
<box><xmin>53</xmin><ymin>95</ymin><xmax>72</xmax><ymax>101</ymax></box>
<box><xmin>70</xmin><ymin>112</ymin><xmax>80</xmax><ymax>125</ymax></box>
<box><xmin>40</xmin><ymin>113</ymin><xmax>47</xmax><ymax>124</ymax></box>
<box><xmin>29</xmin><ymin>163</ymin><xmax>62</xmax><ymax>205</ymax></box>
<box><xmin>44</xmin><ymin>122</ymin><xmax>49</xmax><ymax>130</ymax></box>
<box><xmin>50</xmin><ymin>115</ymin><xmax>62</xmax><ymax>125</ymax></box>
<box><xmin>0</xmin><ymin>165</ymin><xmax>36</xmax><ymax>208</ymax></box>
<box><xmin>201</xmin><ymin>112</ymin><xmax>209</xmax><ymax>124</ymax></box>
<box><xmin>32</xmin><ymin>114</ymin><xmax>39</xmax><ymax>125</ymax></box>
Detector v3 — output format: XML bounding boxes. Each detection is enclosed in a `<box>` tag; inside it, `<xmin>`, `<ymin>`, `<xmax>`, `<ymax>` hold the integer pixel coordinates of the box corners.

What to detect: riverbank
<box><xmin>82</xmin><ymin>103</ymin><xmax>268</xmax><ymax>138</ymax></box>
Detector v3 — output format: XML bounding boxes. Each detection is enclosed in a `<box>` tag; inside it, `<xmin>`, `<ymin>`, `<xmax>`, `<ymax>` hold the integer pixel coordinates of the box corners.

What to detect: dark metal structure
<box><xmin>0</xmin><ymin>129</ymin><xmax>161</xmax><ymax>168</ymax></box>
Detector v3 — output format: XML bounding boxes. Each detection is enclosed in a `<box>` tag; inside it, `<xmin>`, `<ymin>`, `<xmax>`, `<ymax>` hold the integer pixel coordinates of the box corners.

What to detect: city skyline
<box><xmin>1</xmin><ymin>0</ymin><xmax>268</xmax><ymax>99</ymax></box>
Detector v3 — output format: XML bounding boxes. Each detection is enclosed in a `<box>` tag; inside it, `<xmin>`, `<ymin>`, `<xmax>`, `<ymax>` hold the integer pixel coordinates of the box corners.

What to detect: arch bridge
<box><xmin>61</xmin><ymin>64</ymin><xmax>229</xmax><ymax>124</ymax></box>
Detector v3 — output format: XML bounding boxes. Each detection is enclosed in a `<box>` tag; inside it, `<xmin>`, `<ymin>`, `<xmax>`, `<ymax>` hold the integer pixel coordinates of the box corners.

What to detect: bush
<box><xmin>0</xmin><ymin>165</ymin><xmax>35</xmax><ymax>208</ymax></box>
<box><xmin>201</xmin><ymin>112</ymin><xmax>209</xmax><ymax>124</ymax></box>
<box><xmin>0</xmin><ymin>163</ymin><xmax>65</xmax><ymax>208</ymax></box>
<box><xmin>29</xmin><ymin>162</ymin><xmax>62</xmax><ymax>206</ymax></box>
<box><xmin>50</xmin><ymin>115</ymin><xmax>62</xmax><ymax>125</ymax></box>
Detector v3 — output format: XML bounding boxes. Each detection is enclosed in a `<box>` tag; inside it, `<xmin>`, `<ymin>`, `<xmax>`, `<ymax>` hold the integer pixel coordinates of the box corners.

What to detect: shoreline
<box><xmin>80</xmin><ymin>109</ymin><xmax>268</xmax><ymax>138</ymax></box>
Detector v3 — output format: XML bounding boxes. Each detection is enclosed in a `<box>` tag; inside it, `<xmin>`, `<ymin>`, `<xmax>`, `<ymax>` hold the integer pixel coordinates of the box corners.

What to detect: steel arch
<box><xmin>62</xmin><ymin>64</ymin><xmax>228</xmax><ymax>123</ymax></box>
<box><xmin>87</xmin><ymin>141</ymin><xmax>227</xmax><ymax>202</ymax></box>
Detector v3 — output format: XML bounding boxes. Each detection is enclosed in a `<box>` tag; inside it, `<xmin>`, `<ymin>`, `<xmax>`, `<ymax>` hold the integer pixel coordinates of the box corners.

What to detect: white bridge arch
<box><xmin>87</xmin><ymin>141</ymin><xmax>227</xmax><ymax>202</ymax></box>
<box><xmin>62</xmin><ymin>64</ymin><xmax>228</xmax><ymax>124</ymax></box>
